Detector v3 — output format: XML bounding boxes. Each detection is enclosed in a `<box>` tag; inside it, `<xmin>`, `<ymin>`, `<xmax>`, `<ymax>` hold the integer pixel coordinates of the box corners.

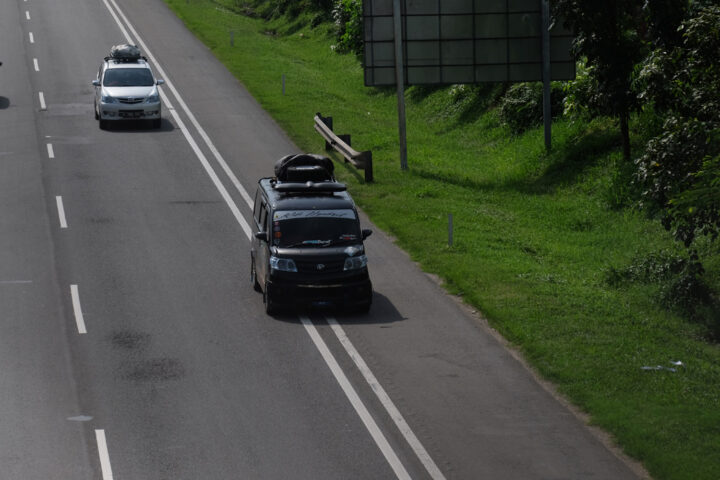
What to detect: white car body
<box><xmin>92</xmin><ymin>58</ymin><xmax>164</xmax><ymax>129</ymax></box>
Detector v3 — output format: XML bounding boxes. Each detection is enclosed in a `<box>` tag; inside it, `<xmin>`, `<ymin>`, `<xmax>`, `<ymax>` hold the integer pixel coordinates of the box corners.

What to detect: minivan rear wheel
<box><xmin>250</xmin><ymin>257</ymin><xmax>261</xmax><ymax>292</ymax></box>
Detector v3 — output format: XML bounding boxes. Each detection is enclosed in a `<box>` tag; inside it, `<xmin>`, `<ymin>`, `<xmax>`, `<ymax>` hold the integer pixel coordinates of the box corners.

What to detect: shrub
<box><xmin>331</xmin><ymin>0</ymin><xmax>363</xmax><ymax>55</ymax></box>
<box><xmin>606</xmin><ymin>249</ymin><xmax>720</xmax><ymax>338</ymax></box>
<box><xmin>498</xmin><ymin>82</ymin><xmax>564</xmax><ymax>134</ymax></box>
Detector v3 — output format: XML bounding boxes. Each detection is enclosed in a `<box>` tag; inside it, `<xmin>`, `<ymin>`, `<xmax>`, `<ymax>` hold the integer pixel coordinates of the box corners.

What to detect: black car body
<box><xmin>250</xmin><ymin>154</ymin><xmax>373</xmax><ymax>314</ymax></box>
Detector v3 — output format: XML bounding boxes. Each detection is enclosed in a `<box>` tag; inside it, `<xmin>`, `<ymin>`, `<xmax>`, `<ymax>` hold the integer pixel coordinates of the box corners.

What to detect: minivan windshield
<box><xmin>103</xmin><ymin>68</ymin><xmax>154</xmax><ymax>87</ymax></box>
<box><xmin>273</xmin><ymin>209</ymin><xmax>361</xmax><ymax>248</ymax></box>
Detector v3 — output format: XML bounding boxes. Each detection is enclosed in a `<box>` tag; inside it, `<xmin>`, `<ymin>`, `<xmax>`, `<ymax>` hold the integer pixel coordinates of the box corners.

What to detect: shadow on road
<box><xmin>100</xmin><ymin>118</ymin><xmax>174</xmax><ymax>132</ymax></box>
<box><xmin>0</xmin><ymin>97</ymin><xmax>10</xmax><ymax>109</ymax></box>
<box><xmin>271</xmin><ymin>291</ymin><xmax>406</xmax><ymax>325</ymax></box>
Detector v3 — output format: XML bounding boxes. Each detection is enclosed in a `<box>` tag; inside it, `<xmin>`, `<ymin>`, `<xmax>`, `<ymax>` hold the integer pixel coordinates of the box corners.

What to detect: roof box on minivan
<box><xmin>274</xmin><ymin>154</ymin><xmax>334</xmax><ymax>183</ymax></box>
<box><xmin>109</xmin><ymin>44</ymin><xmax>142</xmax><ymax>61</ymax></box>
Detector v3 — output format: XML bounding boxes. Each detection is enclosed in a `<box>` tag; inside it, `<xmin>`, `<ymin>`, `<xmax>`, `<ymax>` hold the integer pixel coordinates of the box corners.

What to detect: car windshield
<box><xmin>103</xmin><ymin>68</ymin><xmax>154</xmax><ymax>87</ymax></box>
<box><xmin>272</xmin><ymin>209</ymin><xmax>361</xmax><ymax>248</ymax></box>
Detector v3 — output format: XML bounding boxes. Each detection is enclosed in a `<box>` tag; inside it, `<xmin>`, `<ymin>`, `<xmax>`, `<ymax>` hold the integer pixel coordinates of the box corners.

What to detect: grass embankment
<box><xmin>164</xmin><ymin>1</ymin><xmax>720</xmax><ymax>478</ymax></box>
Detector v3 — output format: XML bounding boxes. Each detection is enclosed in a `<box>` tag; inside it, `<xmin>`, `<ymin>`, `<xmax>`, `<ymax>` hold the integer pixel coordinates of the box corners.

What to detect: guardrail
<box><xmin>314</xmin><ymin>113</ymin><xmax>373</xmax><ymax>183</ymax></box>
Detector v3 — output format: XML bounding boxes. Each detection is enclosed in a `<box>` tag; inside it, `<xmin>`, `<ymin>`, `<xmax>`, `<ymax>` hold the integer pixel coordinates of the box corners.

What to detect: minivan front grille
<box><xmin>295</xmin><ymin>259</ymin><xmax>344</xmax><ymax>274</ymax></box>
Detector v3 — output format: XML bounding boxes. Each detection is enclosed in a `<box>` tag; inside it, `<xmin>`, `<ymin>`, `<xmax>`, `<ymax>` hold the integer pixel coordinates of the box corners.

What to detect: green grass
<box><xmin>164</xmin><ymin>1</ymin><xmax>720</xmax><ymax>478</ymax></box>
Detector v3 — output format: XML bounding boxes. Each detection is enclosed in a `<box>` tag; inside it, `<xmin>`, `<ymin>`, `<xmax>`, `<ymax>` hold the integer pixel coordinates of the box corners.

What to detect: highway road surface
<box><xmin>0</xmin><ymin>0</ymin><xmax>645</xmax><ymax>478</ymax></box>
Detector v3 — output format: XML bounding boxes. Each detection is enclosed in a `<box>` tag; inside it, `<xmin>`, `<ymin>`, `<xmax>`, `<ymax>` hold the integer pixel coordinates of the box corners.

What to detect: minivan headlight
<box><xmin>101</xmin><ymin>91</ymin><xmax>116</xmax><ymax>103</ymax></box>
<box><xmin>145</xmin><ymin>91</ymin><xmax>160</xmax><ymax>103</ymax></box>
<box><xmin>270</xmin><ymin>256</ymin><xmax>297</xmax><ymax>272</ymax></box>
<box><xmin>344</xmin><ymin>254</ymin><xmax>368</xmax><ymax>271</ymax></box>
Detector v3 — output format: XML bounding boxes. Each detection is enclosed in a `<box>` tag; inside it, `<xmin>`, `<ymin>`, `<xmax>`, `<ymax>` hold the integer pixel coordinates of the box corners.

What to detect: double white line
<box><xmin>99</xmin><ymin>1</ymin><xmax>446</xmax><ymax>479</ymax></box>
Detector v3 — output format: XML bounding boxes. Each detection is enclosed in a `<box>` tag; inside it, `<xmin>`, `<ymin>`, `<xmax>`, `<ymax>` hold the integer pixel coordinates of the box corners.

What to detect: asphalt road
<box><xmin>0</xmin><ymin>0</ymin><xmax>644</xmax><ymax>478</ymax></box>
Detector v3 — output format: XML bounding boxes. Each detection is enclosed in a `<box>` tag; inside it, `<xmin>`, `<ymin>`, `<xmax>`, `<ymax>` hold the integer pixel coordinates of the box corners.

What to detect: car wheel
<box><xmin>94</xmin><ymin>101</ymin><xmax>99</xmax><ymax>120</ymax></box>
<box><xmin>99</xmin><ymin>119</ymin><xmax>107</xmax><ymax>130</ymax></box>
<box><xmin>250</xmin><ymin>257</ymin><xmax>261</xmax><ymax>292</ymax></box>
<box><xmin>152</xmin><ymin>118</ymin><xmax>161</xmax><ymax>129</ymax></box>
<box><xmin>263</xmin><ymin>284</ymin><xmax>277</xmax><ymax>315</ymax></box>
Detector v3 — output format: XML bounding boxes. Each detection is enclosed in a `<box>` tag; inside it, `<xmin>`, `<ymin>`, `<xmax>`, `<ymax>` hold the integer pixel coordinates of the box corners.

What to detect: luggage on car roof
<box><xmin>274</xmin><ymin>154</ymin><xmax>335</xmax><ymax>182</ymax></box>
<box><xmin>109</xmin><ymin>44</ymin><xmax>142</xmax><ymax>60</ymax></box>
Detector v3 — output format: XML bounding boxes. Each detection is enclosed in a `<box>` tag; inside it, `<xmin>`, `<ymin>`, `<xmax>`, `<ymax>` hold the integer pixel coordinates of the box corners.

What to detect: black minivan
<box><xmin>250</xmin><ymin>154</ymin><xmax>373</xmax><ymax>314</ymax></box>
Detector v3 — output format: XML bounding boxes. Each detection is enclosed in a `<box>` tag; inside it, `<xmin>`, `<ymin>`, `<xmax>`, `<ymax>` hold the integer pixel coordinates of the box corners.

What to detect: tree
<box><xmin>553</xmin><ymin>0</ymin><xmax>646</xmax><ymax>162</ymax></box>
<box><xmin>636</xmin><ymin>5</ymin><xmax>720</xmax><ymax>248</ymax></box>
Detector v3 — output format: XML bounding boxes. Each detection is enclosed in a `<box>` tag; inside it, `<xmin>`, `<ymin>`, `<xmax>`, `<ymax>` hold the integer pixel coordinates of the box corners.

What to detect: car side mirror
<box><xmin>156</xmin><ymin>79</ymin><xmax>165</xmax><ymax>86</ymax></box>
<box><xmin>92</xmin><ymin>79</ymin><xmax>100</xmax><ymax>87</ymax></box>
<box><xmin>254</xmin><ymin>231</ymin><xmax>269</xmax><ymax>242</ymax></box>
<box><xmin>362</xmin><ymin>229</ymin><xmax>372</xmax><ymax>240</ymax></box>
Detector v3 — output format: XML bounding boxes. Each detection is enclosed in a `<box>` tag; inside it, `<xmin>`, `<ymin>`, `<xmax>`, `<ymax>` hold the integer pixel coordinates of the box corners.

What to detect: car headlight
<box><xmin>100</xmin><ymin>92</ymin><xmax>116</xmax><ymax>103</ymax></box>
<box><xmin>270</xmin><ymin>256</ymin><xmax>297</xmax><ymax>273</ymax></box>
<box><xmin>145</xmin><ymin>92</ymin><xmax>159</xmax><ymax>103</ymax></box>
<box><xmin>344</xmin><ymin>254</ymin><xmax>368</xmax><ymax>271</ymax></box>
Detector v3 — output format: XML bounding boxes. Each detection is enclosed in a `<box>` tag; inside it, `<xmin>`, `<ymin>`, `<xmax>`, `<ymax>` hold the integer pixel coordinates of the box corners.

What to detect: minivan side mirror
<box><xmin>254</xmin><ymin>231</ymin><xmax>269</xmax><ymax>242</ymax></box>
<box><xmin>92</xmin><ymin>79</ymin><xmax>100</xmax><ymax>87</ymax></box>
<box><xmin>156</xmin><ymin>79</ymin><xmax>165</xmax><ymax>86</ymax></box>
<box><xmin>362</xmin><ymin>229</ymin><xmax>372</xmax><ymax>240</ymax></box>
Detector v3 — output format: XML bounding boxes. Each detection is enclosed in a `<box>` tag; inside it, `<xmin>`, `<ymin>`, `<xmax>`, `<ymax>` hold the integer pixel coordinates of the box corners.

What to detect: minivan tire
<box><xmin>263</xmin><ymin>283</ymin><xmax>277</xmax><ymax>315</ymax></box>
<box><xmin>250</xmin><ymin>257</ymin><xmax>261</xmax><ymax>292</ymax></box>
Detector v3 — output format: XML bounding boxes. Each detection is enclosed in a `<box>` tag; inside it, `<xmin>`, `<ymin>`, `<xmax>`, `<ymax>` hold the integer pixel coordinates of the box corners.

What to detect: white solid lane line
<box><xmin>327</xmin><ymin>317</ymin><xmax>447</xmax><ymax>480</ymax></box>
<box><xmin>95</xmin><ymin>430</ymin><xmax>115</xmax><ymax>480</ymax></box>
<box><xmin>99</xmin><ymin>2</ymin><xmax>442</xmax><ymax>478</ymax></box>
<box><xmin>47</xmin><ymin>143</ymin><xmax>54</xmax><ymax>159</ymax></box>
<box><xmin>39</xmin><ymin>91</ymin><xmax>46</xmax><ymax>110</ymax></box>
<box><xmin>70</xmin><ymin>285</ymin><xmax>87</xmax><ymax>334</ymax></box>
<box><xmin>163</xmin><ymin>95</ymin><xmax>253</xmax><ymax>239</ymax></box>
<box><xmin>105</xmin><ymin>0</ymin><xmax>255</xmax><ymax>209</ymax></box>
<box><xmin>299</xmin><ymin>316</ymin><xmax>412</xmax><ymax>480</ymax></box>
<box><xmin>55</xmin><ymin>196</ymin><xmax>67</xmax><ymax>229</ymax></box>
<box><xmin>99</xmin><ymin>0</ymin><xmax>253</xmax><ymax>239</ymax></box>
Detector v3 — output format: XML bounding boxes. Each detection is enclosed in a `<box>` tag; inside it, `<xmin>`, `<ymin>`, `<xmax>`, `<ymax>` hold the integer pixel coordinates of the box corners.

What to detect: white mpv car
<box><xmin>92</xmin><ymin>47</ymin><xmax>164</xmax><ymax>129</ymax></box>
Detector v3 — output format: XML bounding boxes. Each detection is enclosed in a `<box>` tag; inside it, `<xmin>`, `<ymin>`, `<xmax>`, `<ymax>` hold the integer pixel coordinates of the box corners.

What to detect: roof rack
<box><xmin>271</xmin><ymin>180</ymin><xmax>347</xmax><ymax>194</ymax></box>
<box><xmin>104</xmin><ymin>56</ymin><xmax>148</xmax><ymax>63</ymax></box>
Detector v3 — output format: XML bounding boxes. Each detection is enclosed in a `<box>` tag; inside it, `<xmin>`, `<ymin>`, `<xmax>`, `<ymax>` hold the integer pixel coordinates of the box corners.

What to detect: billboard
<box><xmin>363</xmin><ymin>0</ymin><xmax>575</xmax><ymax>86</ymax></box>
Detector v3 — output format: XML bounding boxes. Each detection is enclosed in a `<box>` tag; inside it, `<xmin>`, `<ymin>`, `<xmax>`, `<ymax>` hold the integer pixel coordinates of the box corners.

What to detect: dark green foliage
<box><xmin>643</xmin><ymin>0</ymin><xmax>689</xmax><ymax>48</ymax></box>
<box><xmin>606</xmin><ymin>250</ymin><xmax>719</xmax><ymax>338</ymax></box>
<box><xmin>498</xmin><ymin>82</ymin><xmax>564</xmax><ymax>134</ymax></box>
<box><xmin>636</xmin><ymin>6</ymin><xmax>720</xmax><ymax>248</ymax></box>
<box><xmin>553</xmin><ymin>0</ymin><xmax>647</xmax><ymax>161</ymax></box>
<box><xmin>606</xmin><ymin>250</ymin><xmax>688</xmax><ymax>286</ymax></box>
<box><xmin>237</xmin><ymin>0</ymin><xmax>332</xmax><ymax>22</ymax></box>
<box><xmin>331</xmin><ymin>0</ymin><xmax>362</xmax><ymax>55</ymax></box>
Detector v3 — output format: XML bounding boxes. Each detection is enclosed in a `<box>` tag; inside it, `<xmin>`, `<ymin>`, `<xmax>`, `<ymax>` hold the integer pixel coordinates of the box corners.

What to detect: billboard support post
<box><xmin>392</xmin><ymin>0</ymin><xmax>408</xmax><ymax>170</ymax></box>
<box><xmin>541</xmin><ymin>0</ymin><xmax>552</xmax><ymax>152</ymax></box>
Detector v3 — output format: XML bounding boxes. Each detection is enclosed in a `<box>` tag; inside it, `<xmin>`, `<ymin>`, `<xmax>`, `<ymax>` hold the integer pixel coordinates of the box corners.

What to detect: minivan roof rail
<box><xmin>271</xmin><ymin>180</ymin><xmax>347</xmax><ymax>194</ymax></box>
<box><xmin>104</xmin><ymin>56</ymin><xmax>148</xmax><ymax>63</ymax></box>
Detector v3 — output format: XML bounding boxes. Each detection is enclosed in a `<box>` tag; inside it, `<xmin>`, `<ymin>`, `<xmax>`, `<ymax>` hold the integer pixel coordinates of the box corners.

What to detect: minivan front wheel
<box><xmin>263</xmin><ymin>284</ymin><xmax>277</xmax><ymax>315</ymax></box>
